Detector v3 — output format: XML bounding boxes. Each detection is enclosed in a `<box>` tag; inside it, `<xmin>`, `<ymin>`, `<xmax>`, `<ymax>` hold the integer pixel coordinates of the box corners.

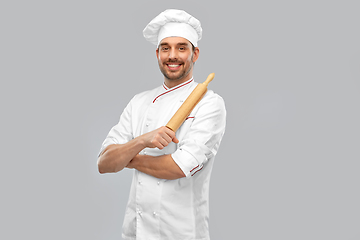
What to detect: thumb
<box><xmin>172</xmin><ymin>135</ymin><xmax>179</xmax><ymax>144</ymax></box>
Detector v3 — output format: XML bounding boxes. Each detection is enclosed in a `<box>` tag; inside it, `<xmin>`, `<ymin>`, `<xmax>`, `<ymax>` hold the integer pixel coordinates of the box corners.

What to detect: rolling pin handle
<box><xmin>203</xmin><ymin>73</ymin><xmax>215</xmax><ymax>86</ymax></box>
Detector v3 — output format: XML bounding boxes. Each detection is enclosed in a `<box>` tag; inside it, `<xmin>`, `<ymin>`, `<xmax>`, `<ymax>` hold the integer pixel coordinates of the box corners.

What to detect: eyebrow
<box><xmin>177</xmin><ymin>42</ymin><xmax>189</xmax><ymax>46</ymax></box>
<box><xmin>159</xmin><ymin>42</ymin><xmax>190</xmax><ymax>47</ymax></box>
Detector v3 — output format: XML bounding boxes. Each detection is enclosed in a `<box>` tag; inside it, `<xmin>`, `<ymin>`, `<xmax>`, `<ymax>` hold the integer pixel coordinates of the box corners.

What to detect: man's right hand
<box><xmin>141</xmin><ymin>126</ymin><xmax>179</xmax><ymax>150</ymax></box>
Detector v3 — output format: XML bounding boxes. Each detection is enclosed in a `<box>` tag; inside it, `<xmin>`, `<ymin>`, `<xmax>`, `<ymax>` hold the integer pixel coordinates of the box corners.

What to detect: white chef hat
<box><xmin>143</xmin><ymin>9</ymin><xmax>202</xmax><ymax>47</ymax></box>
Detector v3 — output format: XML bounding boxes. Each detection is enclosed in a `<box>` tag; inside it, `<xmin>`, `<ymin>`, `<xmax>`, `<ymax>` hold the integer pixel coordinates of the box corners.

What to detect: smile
<box><xmin>166</xmin><ymin>64</ymin><xmax>182</xmax><ymax>70</ymax></box>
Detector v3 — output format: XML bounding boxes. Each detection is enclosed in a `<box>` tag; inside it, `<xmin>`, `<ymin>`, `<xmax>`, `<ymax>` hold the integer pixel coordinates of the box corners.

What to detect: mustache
<box><xmin>164</xmin><ymin>59</ymin><xmax>183</xmax><ymax>64</ymax></box>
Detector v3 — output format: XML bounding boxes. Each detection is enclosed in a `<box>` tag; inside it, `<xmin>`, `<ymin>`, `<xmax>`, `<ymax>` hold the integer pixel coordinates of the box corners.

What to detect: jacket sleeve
<box><xmin>171</xmin><ymin>92</ymin><xmax>226</xmax><ymax>178</ymax></box>
<box><xmin>98</xmin><ymin>99</ymin><xmax>134</xmax><ymax>156</ymax></box>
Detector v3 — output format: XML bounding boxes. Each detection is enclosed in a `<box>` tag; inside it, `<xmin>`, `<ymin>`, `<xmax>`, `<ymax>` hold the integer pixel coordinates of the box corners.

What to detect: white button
<box><xmin>157</xmin><ymin>181</ymin><xmax>160</xmax><ymax>185</ymax></box>
<box><xmin>153</xmin><ymin>211</ymin><xmax>157</xmax><ymax>216</ymax></box>
<box><xmin>146</xmin><ymin>123</ymin><xmax>149</xmax><ymax>127</ymax></box>
<box><xmin>139</xmin><ymin>181</ymin><xmax>142</xmax><ymax>185</ymax></box>
<box><xmin>144</xmin><ymin>151</ymin><xmax>147</xmax><ymax>155</ymax></box>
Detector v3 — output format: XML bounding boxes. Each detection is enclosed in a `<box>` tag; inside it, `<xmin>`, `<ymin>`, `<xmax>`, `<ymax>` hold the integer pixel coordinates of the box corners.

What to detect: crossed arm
<box><xmin>97</xmin><ymin>126</ymin><xmax>186</xmax><ymax>180</ymax></box>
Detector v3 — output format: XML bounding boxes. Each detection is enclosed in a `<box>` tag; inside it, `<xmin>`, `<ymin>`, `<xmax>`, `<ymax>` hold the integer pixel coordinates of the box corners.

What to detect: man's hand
<box><xmin>98</xmin><ymin>126</ymin><xmax>179</xmax><ymax>174</ymax></box>
<box><xmin>141</xmin><ymin>126</ymin><xmax>179</xmax><ymax>149</ymax></box>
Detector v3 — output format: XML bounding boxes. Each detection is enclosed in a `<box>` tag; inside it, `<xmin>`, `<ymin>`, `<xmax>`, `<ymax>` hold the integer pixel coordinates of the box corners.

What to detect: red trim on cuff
<box><xmin>190</xmin><ymin>165</ymin><xmax>199</xmax><ymax>172</ymax></box>
<box><xmin>191</xmin><ymin>165</ymin><xmax>204</xmax><ymax>176</ymax></box>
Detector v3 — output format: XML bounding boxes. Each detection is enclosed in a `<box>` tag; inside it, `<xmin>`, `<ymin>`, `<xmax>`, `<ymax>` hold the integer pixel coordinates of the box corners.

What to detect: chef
<box><xmin>98</xmin><ymin>9</ymin><xmax>226</xmax><ymax>240</ymax></box>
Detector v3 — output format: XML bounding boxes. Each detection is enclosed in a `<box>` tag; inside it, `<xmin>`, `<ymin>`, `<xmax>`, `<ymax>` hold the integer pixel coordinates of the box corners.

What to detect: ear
<box><xmin>156</xmin><ymin>48</ymin><xmax>159</xmax><ymax>60</ymax></box>
<box><xmin>192</xmin><ymin>47</ymin><xmax>200</xmax><ymax>63</ymax></box>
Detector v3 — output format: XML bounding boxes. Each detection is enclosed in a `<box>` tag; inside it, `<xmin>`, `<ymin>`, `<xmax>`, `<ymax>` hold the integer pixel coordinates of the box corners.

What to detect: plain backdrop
<box><xmin>1</xmin><ymin>1</ymin><xmax>359</xmax><ymax>239</ymax></box>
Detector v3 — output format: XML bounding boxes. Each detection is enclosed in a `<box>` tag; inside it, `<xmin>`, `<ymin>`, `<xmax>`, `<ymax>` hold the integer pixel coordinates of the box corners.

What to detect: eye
<box><xmin>179</xmin><ymin>47</ymin><xmax>185</xmax><ymax>51</ymax></box>
<box><xmin>161</xmin><ymin>47</ymin><xmax>169</xmax><ymax>51</ymax></box>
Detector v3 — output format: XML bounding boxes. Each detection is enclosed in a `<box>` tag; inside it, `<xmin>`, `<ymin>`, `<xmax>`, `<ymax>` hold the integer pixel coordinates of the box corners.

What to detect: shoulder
<box><xmin>190</xmin><ymin>89</ymin><xmax>226</xmax><ymax>119</ymax></box>
<box><xmin>202</xmin><ymin>89</ymin><xmax>226</xmax><ymax>109</ymax></box>
<box><xmin>130</xmin><ymin>85</ymin><xmax>163</xmax><ymax>103</ymax></box>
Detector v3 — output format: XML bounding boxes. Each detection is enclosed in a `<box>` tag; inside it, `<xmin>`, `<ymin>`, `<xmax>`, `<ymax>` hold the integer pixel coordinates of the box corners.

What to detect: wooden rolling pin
<box><xmin>166</xmin><ymin>73</ymin><xmax>215</xmax><ymax>132</ymax></box>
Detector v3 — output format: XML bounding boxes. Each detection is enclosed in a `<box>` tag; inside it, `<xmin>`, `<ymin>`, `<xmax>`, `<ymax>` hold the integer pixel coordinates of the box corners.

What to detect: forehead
<box><xmin>159</xmin><ymin>37</ymin><xmax>192</xmax><ymax>46</ymax></box>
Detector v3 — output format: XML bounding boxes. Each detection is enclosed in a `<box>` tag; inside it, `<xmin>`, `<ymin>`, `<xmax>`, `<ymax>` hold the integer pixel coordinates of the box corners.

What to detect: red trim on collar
<box><xmin>153</xmin><ymin>78</ymin><xmax>194</xmax><ymax>103</ymax></box>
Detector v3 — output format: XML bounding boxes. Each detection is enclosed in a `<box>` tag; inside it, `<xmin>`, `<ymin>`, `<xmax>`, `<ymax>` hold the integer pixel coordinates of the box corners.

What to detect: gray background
<box><xmin>1</xmin><ymin>0</ymin><xmax>359</xmax><ymax>239</ymax></box>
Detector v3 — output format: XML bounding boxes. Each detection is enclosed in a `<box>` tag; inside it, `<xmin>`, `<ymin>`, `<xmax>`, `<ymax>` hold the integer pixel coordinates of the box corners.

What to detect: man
<box><xmin>98</xmin><ymin>9</ymin><xmax>226</xmax><ymax>240</ymax></box>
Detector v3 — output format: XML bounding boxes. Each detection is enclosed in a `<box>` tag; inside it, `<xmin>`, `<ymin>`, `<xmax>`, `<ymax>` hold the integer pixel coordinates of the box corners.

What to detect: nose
<box><xmin>168</xmin><ymin>48</ymin><xmax>178</xmax><ymax>60</ymax></box>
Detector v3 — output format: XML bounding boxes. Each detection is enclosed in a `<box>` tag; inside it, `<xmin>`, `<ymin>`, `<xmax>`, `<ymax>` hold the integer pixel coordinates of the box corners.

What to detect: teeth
<box><xmin>168</xmin><ymin>64</ymin><xmax>180</xmax><ymax>67</ymax></box>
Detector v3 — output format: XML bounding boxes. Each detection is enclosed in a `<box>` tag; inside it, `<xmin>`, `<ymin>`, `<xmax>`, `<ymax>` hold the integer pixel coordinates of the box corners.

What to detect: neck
<box><xmin>164</xmin><ymin>73</ymin><xmax>193</xmax><ymax>89</ymax></box>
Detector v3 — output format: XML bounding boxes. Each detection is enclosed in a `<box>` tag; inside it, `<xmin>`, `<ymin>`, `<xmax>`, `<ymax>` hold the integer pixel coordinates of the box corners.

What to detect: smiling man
<box><xmin>157</xmin><ymin>37</ymin><xmax>199</xmax><ymax>87</ymax></box>
<box><xmin>97</xmin><ymin>9</ymin><xmax>226</xmax><ymax>240</ymax></box>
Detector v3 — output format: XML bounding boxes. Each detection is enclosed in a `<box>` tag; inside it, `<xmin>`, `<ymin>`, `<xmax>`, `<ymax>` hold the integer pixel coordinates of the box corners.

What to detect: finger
<box><xmin>163</xmin><ymin>127</ymin><xmax>179</xmax><ymax>144</ymax></box>
<box><xmin>162</xmin><ymin>133</ymin><xmax>173</xmax><ymax>144</ymax></box>
<box><xmin>164</xmin><ymin>127</ymin><xmax>179</xmax><ymax>143</ymax></box>
<box><xmin>158</xmin><ymin>136</ymin><xmax>170</xmax><ymax>148</ymax></box>
<box><xmin>163</xmin><ymin>126</ymin><xmax>176</xmax><ymax>138</ymax></box>
<box><xmin>156</xmin><ymin>144</ymin><xmax>164</xmax><ymax>150</ymax></box>
<box><xmin>151</xmin><ymin>138</ymin><xmax>165</xmax><ymax>149</ymax></box>
<box><xmin>151</xmin><ymin>135</ymin><xmax>166</xmax><ymax>149</ymax></box>
<box><xmin>172</xmin><ymin>135</ymin><xmax>179</xmax><ymax>143</ymax></box>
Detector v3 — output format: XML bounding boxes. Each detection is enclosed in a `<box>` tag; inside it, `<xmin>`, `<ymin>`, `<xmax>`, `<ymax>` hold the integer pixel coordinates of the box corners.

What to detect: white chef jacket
<box><xmin>99</xmin><ymin>77</ymin><xmax>226</xmax><ymax>240</ymax></box>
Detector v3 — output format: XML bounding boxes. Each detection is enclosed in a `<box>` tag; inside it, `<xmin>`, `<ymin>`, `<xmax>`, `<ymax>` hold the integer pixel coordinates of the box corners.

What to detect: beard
<box><xmin>158</xmin><ymin>54</ymin><xmax>194</xmax><ymax>81</ymax></box>
<box><xmin>159</xmin><ymin>63</ymin><xmax>193</xmax><ymax>81</ymax></box>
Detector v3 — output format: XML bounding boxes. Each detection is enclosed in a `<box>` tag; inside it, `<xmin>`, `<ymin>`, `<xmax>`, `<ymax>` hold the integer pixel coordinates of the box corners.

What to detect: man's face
<box><xmin>156</xmin><ymin>37</ymin><xmax>199</xmax><ymax>83</ymax></box>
